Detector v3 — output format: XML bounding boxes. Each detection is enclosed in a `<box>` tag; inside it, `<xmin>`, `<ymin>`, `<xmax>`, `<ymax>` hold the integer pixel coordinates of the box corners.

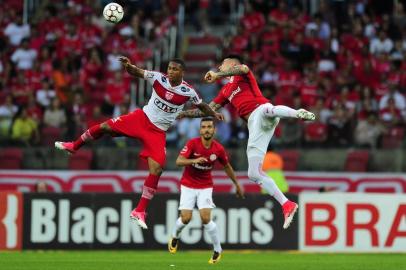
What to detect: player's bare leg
<box><xmin>55</xmin><ymin>122</ymin><xmax>113</xmax><ymax>154</ymax></box>
<box><xmin>130</xmin><ymin>157</ymin><xmax>162</xmax><ymax>229</ymax></box>
<box><xmin>168</xmin><ymin>210</ymin><xmax>192</xmax><ymax>254</ymax></box>
<box><xmin>264</xmin><ymin>105</ymin><xmax>315</xmax><ymax>121</ymax></box>
<box><xmin>247</xmin><ymin>154</ymin><xmax>298</xmax><ymax>229</ymax></box>
<box><xmin>200</xmin><ymin>209</ymin><xmax>222</xmax><ymax>264</ymax></box>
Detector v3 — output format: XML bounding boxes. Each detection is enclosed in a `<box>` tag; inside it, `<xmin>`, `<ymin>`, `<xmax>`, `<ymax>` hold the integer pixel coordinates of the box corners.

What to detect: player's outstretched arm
<box><xmin>224</xmin><ymin>163</ymin><xmax>245</xmax><ymax>199</ymax></box>
<box><xmin>176</xmin><ymin>155</ymin><xmax>208</xmax><ymax>167</ymax></box>
<box><xmin>177</xmin><ymin>101</ymin><xmax>223</xmax><ymax>119</ymax></box>
<box><xmin>118</xmin><ymin>56</ymin><xmax>145</xmax><ymax>78</ymax></box>
<box><xmin>204</xmin><ymin>65</ymin><xmax>249</xmax><ymax>83</ymax></box>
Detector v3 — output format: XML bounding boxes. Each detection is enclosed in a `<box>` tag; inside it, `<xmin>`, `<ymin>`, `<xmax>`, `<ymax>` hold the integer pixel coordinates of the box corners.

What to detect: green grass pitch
<box><xmin>0</xmin><ymin>251</ymin><xmax>404</xmax><ymax>270</ymax></box>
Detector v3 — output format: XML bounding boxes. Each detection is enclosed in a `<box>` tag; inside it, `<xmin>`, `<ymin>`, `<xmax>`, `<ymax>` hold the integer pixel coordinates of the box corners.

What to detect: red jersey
<box><xmin>213</xmin><ymin>70</ymin><xmax>269</xmax><ymax>118</ymax></box>
<box><xmin>180</xmin><ymin>138</ymin><xmax>229</xmax><ymax>189</ymax></box>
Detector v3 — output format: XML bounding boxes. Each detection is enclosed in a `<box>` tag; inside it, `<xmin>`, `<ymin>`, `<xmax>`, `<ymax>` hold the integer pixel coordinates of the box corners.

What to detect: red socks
<box><xmin>135</xmin><ymin>174</ymin><xmax>160</xmax><ymax>212</ymax></box>
<box><xmin>73</xmin><ymin>124</ymin><xmax>104</xmax><ymax>150</ymax></box>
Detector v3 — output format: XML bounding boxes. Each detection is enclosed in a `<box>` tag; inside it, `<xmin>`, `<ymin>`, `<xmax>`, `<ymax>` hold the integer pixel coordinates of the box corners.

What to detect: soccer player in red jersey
<box><xmin>168</xmin><ymin>117</ymin><xmax>244</xmax><ymax>264</ymax></box>
<box><xmin>55</xmin><ymin>57</ymin><xmax>222</xmax><ymax>229</ymax></box>
<box><xmin>178</xmin><ymin>55</ymin><xmax>315</xmax><ymax>229</ymax></box>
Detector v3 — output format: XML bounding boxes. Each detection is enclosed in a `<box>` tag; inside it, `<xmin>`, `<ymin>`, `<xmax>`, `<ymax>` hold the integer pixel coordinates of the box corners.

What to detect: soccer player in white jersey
<box><xmin>55</xmin><ymin>56</ymin><xmax>222</xmax><ymax>229</ymax></box>
<box><xmin>178</xmin><ymin>55</ymin><xmax>315</xmax><ymax>229</ymax></box>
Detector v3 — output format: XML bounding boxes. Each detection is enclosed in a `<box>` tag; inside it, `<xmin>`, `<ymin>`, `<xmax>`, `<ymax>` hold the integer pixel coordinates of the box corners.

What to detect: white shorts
<box><xmin>178</xmin><ymin>185</ymin><xmax>215</xmax><ymax>210</ymax></box>
<box><xmin>247</xmin><ymin>103</ymin><xmax>280</xmax><ymax>158</ymax></box>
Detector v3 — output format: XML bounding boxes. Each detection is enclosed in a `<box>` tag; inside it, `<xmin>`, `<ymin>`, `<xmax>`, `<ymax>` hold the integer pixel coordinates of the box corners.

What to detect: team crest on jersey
<box><xmin>209</xmin><ymin>154</ymin><xmax>217</xmax><ymax>161</ymax></box>
<box><xmin>165</xmin><ymin>91</ymin><xmax>174</xmax><ymax>100</ymax></box>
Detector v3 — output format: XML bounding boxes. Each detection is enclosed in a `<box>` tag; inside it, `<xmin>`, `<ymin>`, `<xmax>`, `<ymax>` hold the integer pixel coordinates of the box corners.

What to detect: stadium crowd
<box><xmin>0</xmin><ymin>0</ymin><xmax>406</xmax><ymax>150</ymax></box>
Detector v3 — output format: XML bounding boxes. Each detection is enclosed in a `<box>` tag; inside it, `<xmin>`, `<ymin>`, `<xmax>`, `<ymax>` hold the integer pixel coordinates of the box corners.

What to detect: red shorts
<box><xmin>106</xmin><ymin>109</ymin><xmax>166</xmax><ymax>166</ymax></box>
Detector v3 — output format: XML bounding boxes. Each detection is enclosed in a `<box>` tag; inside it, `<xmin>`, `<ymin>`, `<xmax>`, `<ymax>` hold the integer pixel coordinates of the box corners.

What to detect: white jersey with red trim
<box><xmin>143</xmin><ymin>70</ymin><xmax>202</xmax><ymax>131</ymax></box>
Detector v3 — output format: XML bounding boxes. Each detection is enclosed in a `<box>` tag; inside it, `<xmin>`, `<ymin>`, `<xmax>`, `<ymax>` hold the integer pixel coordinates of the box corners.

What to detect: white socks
<box><xmin>204</xmin><ymin>221</ymin><xmax>222</xmax><ymax>253</ymax></box>
<box><xmin>247</xmin><ymin>156</ymin><xmax>288</xmax><ymax>205</ymax></box>
<box><xmin>172</xmin><ymin>218</ymin><xmax>222</xmax><ymax>253</ymax></box>
<box><xmin>172</xmin><ymin>217</ymin><xmax>186</xmax><ymax>238</ymax></box>
<box><xmin>264</xmin><ymin>105</ymin><xmax>298</xmax><ymax>118</ymax></box>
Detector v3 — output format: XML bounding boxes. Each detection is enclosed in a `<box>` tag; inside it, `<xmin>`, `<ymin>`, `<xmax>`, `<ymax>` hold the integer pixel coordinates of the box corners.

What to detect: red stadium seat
<box><xmin>344</xmin><ymin>150</ymin><xmax>370</xmax><ymax>172</ymax></box>
<box><xmin>381</xmin><ymin>127</ymin><xmax>404</xmax><ymax>149</ymax></box>
<box><xmin>41</xmin><ymin>127</ymin><xmax>63</xmax><ymax>146</ymax></box>
<box><xmin>278</xmin><ymin>150</ymin><xmax>300</xmax><ymax>171</ymax></box>
<box><xmin>304</xmin><ymin>122</ymin><xmax>328</xmax><ymax>143</ymax></box>
<box><xmin>69</xmin><ymin>149</ymin><xmax>93</xmax><ymax>170</ymax></box>
<box><xmin>0</xmin><ymin>148</ymin><xmax>23</xmax><ymax>169</ymax></box>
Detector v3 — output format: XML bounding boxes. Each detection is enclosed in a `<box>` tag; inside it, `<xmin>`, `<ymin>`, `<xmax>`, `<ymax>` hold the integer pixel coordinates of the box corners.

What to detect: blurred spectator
<box><xmin>11</xmin><ymin>38</ymin><xmax>37</xmax><ymax>70</ymax></box>
<box><xmin>379</xmin><ymin>97</ymin><xmax>403</xmax><ymax>126</ymax></box>
<box><xmin>87</xmin><ymin>105</ymin><xmax>108</xmax><ymax>128</ymax></box>
<box><xmin>310</xmin><ymin>97</ymin><xmax>332</xmax><ymax>123</ymax></box>
<box><xmin>43</xmin><ymin>98</ymin><xmax>67</xmax><ymax>128</ymax></box>
<box><xmin>354</xmin><ymin>113</ymin><xmax>386</xmax><ymax>148</ymax></box>
<box><xmin>356</xmin><ymin>86</ymin><xmax>379</xmax><ymax>119</ymax></box>
<box><xmin>280</xmin><ymin>119</ymin><xmax>303</xmax><ymax>147</ymax></box>
<box><xmin>370</xmin><ymin>31</ymin><xmax>394</xmax><ymax>55</ymax></box>
<box><xmin>177</xmin><ymin>118</ymin><xmax>201</xmax><ymax>147</ymax></box>
<box><xmin>327</xmin><ymin>106</ymin><xmax>352</xmax><ymax>147</ymax></box>
<box><xmin>35</xmin><ymin>181</ymin><xmax>48</xmax><ymax>192</ymax></box>
<box><xmin>103</xmin><ymin>71</ymin><xmax>130</xmax><ymax>115</ymax></box>
<box><xmin>36</xmin><ymin>78</ymin><xmax>56</xmax><ymax>108</ymax></box>
<box><xmin>11</xmin><ymin>107</ymin><xmax>39</xmax><ymax>145</ymax></box>
<box><xmin>0</xmin><ymin>95</ymin><xmax>18</xmax><ymax>137</ymax></box>
<box><xmin>379</xmin><ymin>84</ymin><xmax>406</xmax><ymax>116</ymax></box>
<box><xmin>4</xmin><ymin>15</ymin><xmax>30</xmax><ymax>46</ymax></box>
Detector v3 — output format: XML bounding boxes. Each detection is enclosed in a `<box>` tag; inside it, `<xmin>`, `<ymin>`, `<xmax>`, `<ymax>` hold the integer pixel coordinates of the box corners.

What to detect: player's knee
<box><xmin>148</xmin><ymin>159</ymin><xmax>163</xmax><ymax>175</ymax></box>
<box><xmin>200</xmin><ymin>216</ymin><xmax>211</xmax><ymax>224</ymax></box>
<box><xmin>247</xmin><ymin>167</ymin><xmax>262</xmax><ymax>184</ymax></box>
<box><xmin>149</xmin><ymin>165</ymin><xmax>162</xmax><ymax>176</ymax></box>
<box><xmin>180</xmin><ymin>214</ymin><xmax>192</xmax><ymax>224</ymax></box>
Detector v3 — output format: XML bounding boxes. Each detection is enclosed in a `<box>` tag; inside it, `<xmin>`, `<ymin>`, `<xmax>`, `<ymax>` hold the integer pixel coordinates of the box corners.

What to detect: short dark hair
<box><xmin>200</xmin><ymin>117</ymin><xmax>215</xmax><ymax>126</ymax></box>
<box><xmin>170</xmin><ymin>58</ymin><xmax>186</xmax><ymax>70</ymax></box>
<box><xmin>222</xmin><ymin>54</ymin><xmax>243</xmax><ymax>64</ymax></box>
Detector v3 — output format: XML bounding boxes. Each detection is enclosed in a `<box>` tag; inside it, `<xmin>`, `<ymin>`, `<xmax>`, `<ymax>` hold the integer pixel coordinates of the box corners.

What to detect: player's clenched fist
<box><xmin>193</xmin><ymin>157</ymin><xmax>208</xmax><ymax>164</ymax></box>
<box><xmin>204</xmin><ymin>71</ymin><xmax>218</xmax><ymax>83</ymax></box>
<box><xmin>118</xmin><ymin>56</ymin><xmax>131</xmax><ymax>67</ymax></box>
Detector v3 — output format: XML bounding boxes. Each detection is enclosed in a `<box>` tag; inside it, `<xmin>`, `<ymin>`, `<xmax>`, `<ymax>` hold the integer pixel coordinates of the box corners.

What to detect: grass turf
<box><xmin>0</xmin><ymin>251</ymin><xmax>404</xmax><ymax>270</ymax></box>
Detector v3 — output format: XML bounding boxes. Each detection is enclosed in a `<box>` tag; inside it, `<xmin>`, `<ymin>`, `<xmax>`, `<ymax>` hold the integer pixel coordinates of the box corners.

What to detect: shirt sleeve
<box><xmin>143</xmin><ymin>70</ymin><xmax>161</xmax><ymax>85</ymax></box>
<box><xmin>217</xmin><ymin>145</ymin><xmax>229</xmax><ymax>166</ymax></box>
<box><xmin>179</xmin><ymin>140</ymin><xmax>194</xmax><ymax>158</ymax></box>
<box><xmin>213</xmin><ymin>86</ymin><xmax>229</xmax><ymax>106</ymax></box>
<box><xmin>189</xmin><ymin>88</ymin><xmax>202</xmax><ymax>105</ymax></box>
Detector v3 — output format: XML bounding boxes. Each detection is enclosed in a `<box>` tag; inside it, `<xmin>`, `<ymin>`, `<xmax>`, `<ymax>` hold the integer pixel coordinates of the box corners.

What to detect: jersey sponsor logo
<box><xmin>180</xmin><ymin>86</ymin><xmax>189</xmax><ymax>93</ymax></box>
<box><xmin>209</xmin><ymin>154</ymin><xmax>217</xmax><ymax>161</ymax></box>
<box><xmin>192</xmin><ymin>163</ymin><xmax>212</xmax><ymax>170</ymax></box>
<box><xmin>161</xmin><ymin>76</ymin><xmax>167</xmax><ymax>83</ymax></box>
<box><xmin>165</xmin><ymin>91</ymin><xmax>174</xmax><ymax>100</ymax></box>
<box><xmin>154</xmin><ymin>98</ymin><xmax>177</xmax><ymax>113</ymax></box>
<box><xmin>228</xmin><ymin>87</ymin><xmax>241</xmax><ymax>102</ymax></box>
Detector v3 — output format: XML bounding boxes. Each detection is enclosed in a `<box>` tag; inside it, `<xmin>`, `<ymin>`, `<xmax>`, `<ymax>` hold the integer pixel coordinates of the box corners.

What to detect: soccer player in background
<box><xmin>55</xmin><ymin>57</ymin><xmax>223</xmax><ymax>229</ymax></box>
<box><xmin>168</xmin><ymin>117</ymin><xmax>244</xmax><ymax>264</ymax></box>
<box><xmin>178</xmin><ymin>55</ymin><xmax>315</xmax><ymax>229</ymax></box>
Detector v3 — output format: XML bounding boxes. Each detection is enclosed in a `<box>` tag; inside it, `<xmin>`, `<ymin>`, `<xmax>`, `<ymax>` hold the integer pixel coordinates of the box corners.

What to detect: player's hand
<box><xmin>235</xmin><ymin>185</ymin><xmax>245</xmax><ymax>199</ymax></box>
<box><xmin>118</xmin><ymin>56</ymin><xmax>131</xmax><ymax>67</ymax></box>
<box><xmin>193</xmin><ymin>157</ymin><xmax>208</xmax><ymax>164</ymax></box>
<box><xmin>204</xmin><ymin>71</ymin><xmax>218</xmax><ymax>83</ymax></box>
<box><xmin>214</xmin><ymin>112</ymin><xmax>224</xmax><ymax>121</ymax></box>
